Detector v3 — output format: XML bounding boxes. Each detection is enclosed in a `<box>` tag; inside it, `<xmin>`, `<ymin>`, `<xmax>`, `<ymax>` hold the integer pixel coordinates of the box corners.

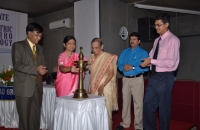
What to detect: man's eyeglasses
<box><xmin>154</xmin><ymin>24</ymin><xmax>165</xmax><ymax>28</ymax></box>
<box><xmin>31</xmin><ymin>32</ymin><xmax>42</xmax><ymax>38</ymax></box>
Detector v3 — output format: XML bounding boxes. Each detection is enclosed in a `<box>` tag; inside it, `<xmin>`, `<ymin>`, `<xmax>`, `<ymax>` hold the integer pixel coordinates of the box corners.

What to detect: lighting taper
<box><xmin>73</xmin><ymin>47</ymin><xmax>88</xmax><ymax>98</ymax></box>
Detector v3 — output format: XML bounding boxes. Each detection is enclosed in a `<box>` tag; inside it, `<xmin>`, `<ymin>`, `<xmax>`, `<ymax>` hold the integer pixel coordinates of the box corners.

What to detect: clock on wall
<box><xmin>119</xmin><ymin>26</ymin><xmax>128</xmax><ymax>40</ymax></box>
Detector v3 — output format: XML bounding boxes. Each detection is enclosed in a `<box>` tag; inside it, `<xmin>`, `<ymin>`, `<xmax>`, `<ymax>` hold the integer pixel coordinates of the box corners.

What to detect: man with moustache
<box><xmin>140</xmin><ymin>13</ymin><xmax>180</xmax><ymax>130</ymax></box>
<box><xmin>12</xmin><ymin>23</ymin><xmax>48</xmax><ymax>130</ymax></box>
<box><xmin>117</xmin><ymin>32</ymin><xmax>149</xmax><ymax>130</ymax></box>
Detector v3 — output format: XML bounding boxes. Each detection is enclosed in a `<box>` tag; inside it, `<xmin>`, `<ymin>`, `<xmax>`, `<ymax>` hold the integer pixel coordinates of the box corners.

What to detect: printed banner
<box><xmin>0</xmin><ymin>9</ymin><xmax>16</xmax><ymax>53</ymax></box>
<box><xmin>0</xmin><ymin>86</ymin><xmax>15</xmax><ymax>100</ymax></box>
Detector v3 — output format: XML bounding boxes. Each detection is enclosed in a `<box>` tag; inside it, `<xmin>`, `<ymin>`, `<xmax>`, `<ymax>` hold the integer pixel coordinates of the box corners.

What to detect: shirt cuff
<box><xmin>151</xmin><ymin>59</ymin><xmax>157</xmax><ymax>65</ymax></box>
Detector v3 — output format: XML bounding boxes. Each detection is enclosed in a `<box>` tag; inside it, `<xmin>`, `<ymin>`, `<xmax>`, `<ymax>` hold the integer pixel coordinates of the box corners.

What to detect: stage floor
<box><xmin>112</xmin><ymin>110</ymin><xmax>196</xmax><ymax>130</ymax></box>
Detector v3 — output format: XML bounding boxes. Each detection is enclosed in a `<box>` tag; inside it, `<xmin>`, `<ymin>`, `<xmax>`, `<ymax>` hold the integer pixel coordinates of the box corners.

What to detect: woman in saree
<box><xmin>88</xmin><ymin>38</ymin><xmax>118</xmax><ymax>130</ymax></box>
<box><xmin>55</xmin><ymin>36</ymin><xmax>80</xmax><ymax>97</ymax></box>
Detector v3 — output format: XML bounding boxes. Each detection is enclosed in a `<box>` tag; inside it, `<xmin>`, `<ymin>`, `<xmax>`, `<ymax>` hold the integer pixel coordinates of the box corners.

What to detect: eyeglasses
<box><xmin>154</xmin><ymin>24</ymin><xmax>165</xmax><ymax>28</ymax></box>
<box><xmin>31</xmin><ymin>32</ymin><xmax>42</xmax><ymax>38</ymax></box>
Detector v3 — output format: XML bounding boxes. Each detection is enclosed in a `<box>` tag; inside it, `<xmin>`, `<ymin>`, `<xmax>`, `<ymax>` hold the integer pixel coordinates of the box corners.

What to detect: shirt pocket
<box><xmin>132</xmin><ymin>57</ymin><xmax>141</xmax><ymax>66</ymax></box>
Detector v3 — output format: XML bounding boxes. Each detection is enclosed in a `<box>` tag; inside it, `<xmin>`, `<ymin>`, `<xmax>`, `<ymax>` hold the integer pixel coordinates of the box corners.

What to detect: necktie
<box><xmin>32</xmin><ymin>45</ymin><xmax>36</xmax><ymax>60</ymax></box>
<box><xmin>152</xmin><ymin>38</ymin><xmax>161</xmax><ymax>73</ymax></box>
<box><xmin>32</xmin><ymin>45</ymin><xmax>38</xmax><ymax>81</ymax></box>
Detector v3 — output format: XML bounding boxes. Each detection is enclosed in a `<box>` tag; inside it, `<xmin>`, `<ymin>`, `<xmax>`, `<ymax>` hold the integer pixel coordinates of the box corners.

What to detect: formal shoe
<box><xmin>116</xmin><ymin>125</ymin><xmax>124</xmax><ymax>130</ymax></box>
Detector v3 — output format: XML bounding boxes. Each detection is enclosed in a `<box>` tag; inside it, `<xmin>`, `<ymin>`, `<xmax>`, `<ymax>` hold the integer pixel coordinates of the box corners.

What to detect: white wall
<box><xmin>15</xmin><ymin>12</ymin><xmax>28</xmax><ymax>41</ymax></box>
<box><xmin>74</xmin><ymin>0</ymin><xmax>99</xmax><ymax>90</ymax></box>
<box><xmin>0</xmin><ymin>9</ymin><xmax>27</xmax><ymax>70</ymax></box>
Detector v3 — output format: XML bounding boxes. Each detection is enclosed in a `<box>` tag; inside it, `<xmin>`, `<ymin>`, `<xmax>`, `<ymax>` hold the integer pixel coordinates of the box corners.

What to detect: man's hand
<box><xmin>37</xmin><ymin>65</ymin><xmax>48</xmax><ymax>75</ymax></box>
<box><xmin>123</xmin><ymin>64</ymin><xmax>134</xmax><ymax>71</ymax></box>
<box><xmin>140</xmin><ymin>58</ymin><xmax>151</xmax><ymax>67</ymax></box>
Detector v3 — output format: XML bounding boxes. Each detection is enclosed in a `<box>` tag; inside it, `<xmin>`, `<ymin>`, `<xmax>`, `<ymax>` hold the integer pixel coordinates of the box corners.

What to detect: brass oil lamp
<box><xmin>73</xmin><ymin>47</ymin><xmax>88</xmax><ymax>98</ymax></box>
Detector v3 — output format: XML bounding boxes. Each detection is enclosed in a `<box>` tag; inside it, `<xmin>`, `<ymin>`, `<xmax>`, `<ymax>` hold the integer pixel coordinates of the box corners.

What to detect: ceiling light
<box><xmin>134</xmin><ymin>3</ymin><xmax>200</xmax><ymax>15</ymax></box>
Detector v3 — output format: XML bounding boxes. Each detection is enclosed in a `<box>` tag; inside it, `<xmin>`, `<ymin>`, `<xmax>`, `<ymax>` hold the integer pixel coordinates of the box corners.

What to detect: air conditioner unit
<box><xmin>49</xmin><ymin>18</ymin><xmax>72</xmax><ymax>31</ymax></box>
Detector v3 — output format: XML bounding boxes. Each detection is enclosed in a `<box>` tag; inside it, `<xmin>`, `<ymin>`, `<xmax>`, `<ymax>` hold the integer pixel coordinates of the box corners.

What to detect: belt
<box><xmin>151</xmin><ymin>71</ymin><xmax>174</xmax><ymax>75</ymax></box>
<box><xmin>151</xmin><ymin>71</ymin><xmax>158</xmax><ymax>74</ymax></box>
<box><xmin>124</xmin><ymin>73</ymin><xmax>142</xmax><ymax>78</ymax></box>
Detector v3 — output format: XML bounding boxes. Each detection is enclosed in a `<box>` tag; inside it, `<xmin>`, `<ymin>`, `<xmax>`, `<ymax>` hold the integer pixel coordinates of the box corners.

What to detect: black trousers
<box><xmin>15</xmin><ymin>82</ymin><xmax>42</xmax><ymax>130</ymax></box>
<box><xmin>143</xmin><ymin>72</ymin><xmax>174</xmax><ymax>130</ymax></box>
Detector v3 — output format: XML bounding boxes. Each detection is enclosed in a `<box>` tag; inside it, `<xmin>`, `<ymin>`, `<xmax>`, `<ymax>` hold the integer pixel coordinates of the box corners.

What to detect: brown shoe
<box><xmin>116</xmin><ymin>125</ymin><xmax>124</xmax><ymax>130</ymax></box>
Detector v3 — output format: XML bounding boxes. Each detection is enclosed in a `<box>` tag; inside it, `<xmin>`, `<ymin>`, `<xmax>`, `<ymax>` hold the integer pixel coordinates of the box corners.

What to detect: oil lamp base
<box><xmin>73</xmin><ymin>89</ymin><xmax>88</xmax><ymax>98</ymax></box>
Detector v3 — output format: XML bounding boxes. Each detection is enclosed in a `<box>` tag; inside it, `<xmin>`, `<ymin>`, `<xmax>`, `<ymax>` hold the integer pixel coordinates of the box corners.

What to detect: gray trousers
<box><xmin>15</xmin><ymin>82</ymin><xmax>42</xmax><ymax>130</ymax></box>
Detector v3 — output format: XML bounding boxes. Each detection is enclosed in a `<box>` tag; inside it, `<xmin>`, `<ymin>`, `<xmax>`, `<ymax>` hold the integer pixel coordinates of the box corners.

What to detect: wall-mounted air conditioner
<box><xmin>49</xmin><ymin>18</ymin><xmax>72</xmax><ymax>31</ymax></box>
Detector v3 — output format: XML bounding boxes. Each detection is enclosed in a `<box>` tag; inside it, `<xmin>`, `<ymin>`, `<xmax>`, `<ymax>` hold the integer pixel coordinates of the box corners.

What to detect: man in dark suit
<box><xmin>11</xmin><ymin>23</ymin><xmax>48</xmax><ymax>130</ymax></box>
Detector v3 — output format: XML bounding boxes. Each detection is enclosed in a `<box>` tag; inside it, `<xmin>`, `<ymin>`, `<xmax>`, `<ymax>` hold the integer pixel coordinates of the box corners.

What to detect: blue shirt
<box><xmin>117</xmin><ymin>46</ymin><xmax>149</xmax><ymax>76</ymax></box>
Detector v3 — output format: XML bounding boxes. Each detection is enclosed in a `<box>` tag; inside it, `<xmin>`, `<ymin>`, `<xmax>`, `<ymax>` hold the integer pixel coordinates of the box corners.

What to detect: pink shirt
<box><xmin>150</xmin><ymin>30</ymin><xmax>180</xmax><ymax>72</ymax></box>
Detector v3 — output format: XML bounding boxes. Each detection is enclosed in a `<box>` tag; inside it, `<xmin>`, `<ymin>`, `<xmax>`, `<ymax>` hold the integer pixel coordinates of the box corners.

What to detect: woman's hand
<box><xmin>88</xmin><ymin>59</ymin><xmax>94</xmax><ymax>65</ymax></box>
<box><xmin>98</xmin><ymin>85</ymin><xmax>104</xmax><ymax>96</ymax></box>
<box><xmin>70</xmin><ymin>66</ymin><xmax>79</xmax><ymax>73</ymax></box>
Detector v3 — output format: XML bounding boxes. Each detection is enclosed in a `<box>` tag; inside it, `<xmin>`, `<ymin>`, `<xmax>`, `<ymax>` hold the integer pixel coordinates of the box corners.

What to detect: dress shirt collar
<box><xmin>160</xmin><ymin>30</ymin><xmax>170</xmax><ymax>40</ymax></box>
<box><xmin>130</xmin><ymin>45</ymin><xmax>140</xmax><ymax>51</ymax></box>
<box><xmin>27</xmin><ymin>38</ymin><xmax>36</xmax><ymax>51</ymax></box>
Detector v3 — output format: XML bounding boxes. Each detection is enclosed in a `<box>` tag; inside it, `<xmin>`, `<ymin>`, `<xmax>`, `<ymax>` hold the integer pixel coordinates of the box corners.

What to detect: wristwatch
<box><xmin>132</xmin><ymin>66</ymin><xmax>135</xmax><ymax>69</ymax></box>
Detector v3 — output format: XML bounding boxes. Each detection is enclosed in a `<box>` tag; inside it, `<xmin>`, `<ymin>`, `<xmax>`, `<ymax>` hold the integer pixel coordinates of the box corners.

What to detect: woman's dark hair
<box><xmin>63</xmin><ymin>36</ymin><xmax>76</xmax><ymax>44</ymax></box>
<box><xmin>129</xmin><ymin>32</ymin><xmax>140</xmax><ymax>40</ymax></box>
<box><xmin>91</xmin><ymin>37</ymin><xmax>103</xmax><ymax>46</ymax></box>
<box><xmin>155</xmin><ymin>13</ymin><xmax>170</xmax><ymax>24</ymax></box>
<box><xmin>26</xmin><ymin>23</ymin><xmax>43</xmax><ymax>34</ymax></box>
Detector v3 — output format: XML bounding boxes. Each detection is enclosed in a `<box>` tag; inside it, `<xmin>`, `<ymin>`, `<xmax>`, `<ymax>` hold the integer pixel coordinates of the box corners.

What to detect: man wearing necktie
<box><xmin>140</xmin><ymin>13</ymin><xmax>180</xmax><ymax>130</ymax></box>
<box><xmin>11</xmin><ymin>23</ymin><xmax>48</xmax><ymax>130</ymax></box>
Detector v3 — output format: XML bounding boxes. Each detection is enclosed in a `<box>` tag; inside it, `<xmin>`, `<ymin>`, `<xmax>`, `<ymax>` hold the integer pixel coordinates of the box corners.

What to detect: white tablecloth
<box><xmin>0</xmin><ymin>91</ymin><xmax>18</xmax><ymax>128</ymax></box>
<box><xmin>40</xmin><ymin>85</ymin><xmax>56</xmax><ymax>129</ymax></box>
<box><xmin>53</xmin><ymin>94</ymin><xmax>109</xmax><ymax>130</ymax></box>
<box><xmin>0</xmin><ymin>85</ymin><xmax>56</xmax><ymax>129</ymax></box>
